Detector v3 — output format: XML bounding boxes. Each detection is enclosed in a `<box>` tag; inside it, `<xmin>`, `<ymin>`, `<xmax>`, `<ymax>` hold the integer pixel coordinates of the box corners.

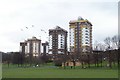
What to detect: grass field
<box><xmin>2</xmin><ymin>63</ymin><xmax>118</xmax><ymax>78</ymax></box>
<box><xmin>0</xmin><ymin>63</ymin><xmax>2</xmax><ymax>79</ymax></box>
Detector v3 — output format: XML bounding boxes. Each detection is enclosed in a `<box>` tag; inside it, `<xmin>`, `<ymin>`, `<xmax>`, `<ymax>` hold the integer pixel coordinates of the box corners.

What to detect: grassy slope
<box><xmin>2</xmin><ymin>64</ymin><xmax>118</xmax><ymax>78</ymax></box>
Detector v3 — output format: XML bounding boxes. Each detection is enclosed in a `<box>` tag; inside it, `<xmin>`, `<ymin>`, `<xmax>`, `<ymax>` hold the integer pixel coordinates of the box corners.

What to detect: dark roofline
<box><xmin>69</xmin><ymin>18</ymin><xmax>92</xmax><ymax>26</ymax></box>
<box><xmin>49</xmin><ymin>26</ymin><xmax>67</xmax><ymax>32</ymax></box>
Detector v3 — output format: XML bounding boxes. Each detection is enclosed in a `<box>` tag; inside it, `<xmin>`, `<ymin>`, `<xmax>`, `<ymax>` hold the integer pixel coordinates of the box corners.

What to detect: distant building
<box><xmin>48</xmin><ymin>26</ymin><xmax>67</xmax><ymax>54</ymax></box>
<box><xmin>69</xmin><ymin>17</ymin><xmax>92</xmax><ymax>56</ymax></box>
<box><xmin>42</xmin><ymin>41</ymin><xmax>49</xmax><ymax>54</ymax></box>
<box><xmin>20</xmin><ymin>36</ymin><xmax>41</xmax><ymax>57</ymax></box>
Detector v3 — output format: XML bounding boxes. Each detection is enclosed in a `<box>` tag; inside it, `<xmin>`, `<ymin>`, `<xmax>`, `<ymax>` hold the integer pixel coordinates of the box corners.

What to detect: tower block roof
<box><xmin>69</xmin><ymin>17</ymin><xmax>92</xmax><ymax>26</ymax></box>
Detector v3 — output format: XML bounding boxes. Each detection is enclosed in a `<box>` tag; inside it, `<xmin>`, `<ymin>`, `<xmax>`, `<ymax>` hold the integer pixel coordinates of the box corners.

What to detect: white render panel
<box><xmin>19</xmin><ymin>46</ymin><xmax>22</xmax><ymax>52</ymax></box>
<box><xmin>32</xmin><ymin>42</ymin><xmax>39</xmax><ymax>53</ymax></box>
<box><xmin>58</xmin><ymin>51</ymin><xmax>64</xmax><ymax>54</ymax></box>
<box><xmin>25</xmin><ymin>46</ymin><xmax>28</xmax><ymax>54</ymax></box>
<box><xmin>58</xmin><ymin>34</ymin><xmax>61</xmax><ymax>49</ymax></box>
<box><xmin>49</xmin><ymin>35</ymin><xmax>52</xmax><ymax>49</ymax></box>
<box><xmin>58</xmin><ymin>51</ymin><xmax>61</xmax><ymax>54</ymax></box>
<box><xmin>82</xmin><ymin>27</ymin><xmax>90</xmax><ymax>46</ymax></box>
<box><xmin>33</xmin><ymin>42</ymin><xmax>35</xmax><ymax>53</ymax></box>
<box><xmin>27</xmin><ymin>42</ymin><xmax>30</xmax><ymax>53</ymax></box>
<box><xmin>61</xmin><ymin>34</ymin><xmax>65</xmax><ymax>49</ymax></box>
<box><xmin>58</xmin><ymin>34</ymin><xmax>65</xmax><ymax>49</ymax></box>
<box><xmin>49</xmin><ymin>51</ymin><xmax>52</xmax><ymax>54</ymax></box>
<box><xmin>69</xmin><ymin>28</ymin><xmax>74</xmax><ymax>47</ymax></box>
<box><xmin>36</xmin><ymin>42</ymin><xmax>39</xmax><ymax>53</ymax></box>
<box><xmin>33</xmin><ymin>54</ymin><xmax>38</xmax><ymax>57</ymax></box>
<box><xmin>46</xmin><ymin>46</ymin><xmax>48</xmax><ymax>53</ymax></box>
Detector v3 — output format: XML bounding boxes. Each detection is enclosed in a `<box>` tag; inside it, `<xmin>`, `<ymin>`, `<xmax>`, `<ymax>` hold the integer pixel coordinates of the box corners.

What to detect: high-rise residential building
<box><xmin>69</xmin><ymin>17</ymin><xmax>92</xmax><ymax>56</ymax></box>
<box><xmin>48</xmin><ymin>26</ymin><xmax>67</xmax><ymax>54</ymax></box>
<box><xmin>20</xmin><ymin>36</ymin><xmax>41</xmax><ymax>57</ymax></box>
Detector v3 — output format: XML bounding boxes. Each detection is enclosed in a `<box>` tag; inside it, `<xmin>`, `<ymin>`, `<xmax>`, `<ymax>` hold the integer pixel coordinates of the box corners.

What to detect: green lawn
<box><xmin>0</xmin><ymin>64</ymin><xmax>2</xmax><ymax>79</ymax></box>
<box><xmin>2</xmin><ymin>63</ymin><xmax>118</xmax><ymax>78</ymax></box>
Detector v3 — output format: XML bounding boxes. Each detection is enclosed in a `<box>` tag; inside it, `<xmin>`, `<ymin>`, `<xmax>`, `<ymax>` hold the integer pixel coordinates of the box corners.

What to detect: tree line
<box><xmin>2</xmin><ymin>35</ymin><xmax>120</xmax><ymax>69</ymax></box>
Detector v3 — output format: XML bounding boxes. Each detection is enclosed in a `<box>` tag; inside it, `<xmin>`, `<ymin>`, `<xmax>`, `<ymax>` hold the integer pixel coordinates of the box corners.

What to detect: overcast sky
<box><xmin>0</xmin><ymin>0</ymin><xmax>118</xmax><ymax>52</ymax></box>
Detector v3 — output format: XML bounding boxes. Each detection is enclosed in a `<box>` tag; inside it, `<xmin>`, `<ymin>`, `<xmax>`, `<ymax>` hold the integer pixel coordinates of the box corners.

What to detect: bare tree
<box><xmin>119</xmin><ymin>35</ymin><xmax>120</xmax><ymax>49</ymax></box>
<box><xmin>93</xmin><ymin>41</ymin><xmax>104</xmax><ymax>67</ymax></box>
<box><xmin>118</xmin><ymin>35</ymin><xmax>120</xmax><ymax>65</ymax></box>
<box><xmin>111</xmin><ymin>35</ymin><xmax>118</xmax><ymax>49</ymax></box>
<box><xmin>104</xmin><ymin>37</ymin><xmax>111</xmax><ymax>50</ymax></box>
<box><xmin>93</xmin><ymin>41</ymin><xmax>99</xmax><ymax>51</ymax></box>
<box><xmin>104</xmin><ymin>37</ymin><xmax>112</xmax><ymax>68</ymax></box>
<box><xmin>111</xmin><ymin>35</ymin><xmax>118</xmax><ymax>66</ymax></box>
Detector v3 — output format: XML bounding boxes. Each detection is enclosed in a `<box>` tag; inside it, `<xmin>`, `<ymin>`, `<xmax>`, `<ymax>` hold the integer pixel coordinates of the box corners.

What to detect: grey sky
<box><xmin>0</xmin><ymin>0</ymin><xmax>118</xmax><ymax>52</ymax></box>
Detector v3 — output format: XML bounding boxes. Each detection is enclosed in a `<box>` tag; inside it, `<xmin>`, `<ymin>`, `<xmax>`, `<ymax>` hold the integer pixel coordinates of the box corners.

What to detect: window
<box><xmin>61</xmin><ymin>45</ymin><xmax>64</xmax><ymax>48</ymax></box>
<box><xmin>86</xmin><ymin>39</ymin><xmax>88</xmax><ymax>41</ymax></box>
<box><xmin>85</xmin><ymin>36</ymin><xmax>88</xmax><ymax>38</ymax></box>
<box><xmin>85</xmin><ymin>33</ymin><xmax>88</xmax><ymax>35</ymax></box>
<box><xmin>86</xmin><ymin>30</ymin><xmax>88</xmax><ymax>32</ymax></box>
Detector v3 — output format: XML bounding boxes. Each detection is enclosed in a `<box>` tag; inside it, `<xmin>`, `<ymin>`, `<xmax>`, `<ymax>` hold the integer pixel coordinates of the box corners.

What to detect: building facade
<box><xmin>20</xmin><ymin>36</ymin><xmax>41</xmax><ymax>57</ymax></box>
<box><xmin>69</xmin><ymin>17</ymin><xmax>92</xmax><ymax>56</ymax></box>
<box><xmin>48</xmin><ymin>26</ymin><xmax>67</xmax><ymax>54</ymax></box>
<box><xmin>42</xmin><ymin>41</ymin><xmax>49</xmax><ymax>54</ymax></box>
